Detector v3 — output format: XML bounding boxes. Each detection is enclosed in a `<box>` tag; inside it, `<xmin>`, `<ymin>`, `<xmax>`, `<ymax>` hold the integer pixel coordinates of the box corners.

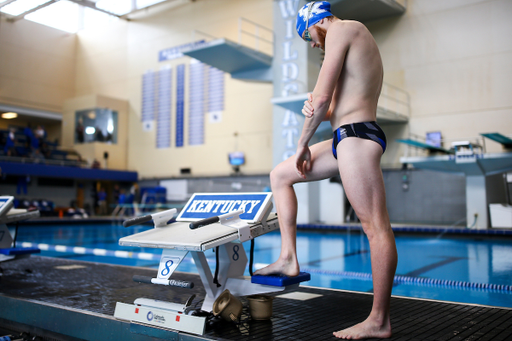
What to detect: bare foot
<box><xmin>253</xmin><ymin>258</ymin><xmax>300</xmax><ymax>277</ymax></box>
<box><xmin>333</xmin><ymin>318</ymin><xmax>392</xmax><ymax>339</ymax></box>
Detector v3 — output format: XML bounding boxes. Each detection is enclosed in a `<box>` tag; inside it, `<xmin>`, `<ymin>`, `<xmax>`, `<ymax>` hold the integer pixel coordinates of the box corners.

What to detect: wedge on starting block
<box><xmin>0</xmin><ymin>247</ymin><xmax>40</xmax><ymax>256</ymax></box>
<box><xmin>251</xmin><ymin>272</ymin><xmax>311</xmax><ymax>287</ymax></box>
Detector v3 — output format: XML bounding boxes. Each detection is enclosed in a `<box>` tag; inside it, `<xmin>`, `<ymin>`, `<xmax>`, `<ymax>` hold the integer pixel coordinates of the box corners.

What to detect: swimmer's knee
<box><xmin>270</xmin><ymin>162</ymin><xmax>295</xmax><ymax>187</ymax></box>
<box><xmin>270</xmin><ymin>166</ymin><xmax>285</xmax><ymax>185</ymax></box>
<box><xmin>360</xmin><ymin>218</ymin><xmax>393</xmax><ymax>240</ymax></box>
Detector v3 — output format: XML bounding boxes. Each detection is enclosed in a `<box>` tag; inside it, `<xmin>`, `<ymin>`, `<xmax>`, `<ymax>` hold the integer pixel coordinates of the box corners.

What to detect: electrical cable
<box><xmin>249</xmin><ymin>238</ymin><xmax>254</xmax><ymax>276</ymax></box>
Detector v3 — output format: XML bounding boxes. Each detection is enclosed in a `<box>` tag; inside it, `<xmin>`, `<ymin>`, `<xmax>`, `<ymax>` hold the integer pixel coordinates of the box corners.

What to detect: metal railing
<box><xmin>190</xmin><ymin>17</ymin><xmax>273</xmax><ymax>56</ymax></box>
<box><xmin>238</xmin><ymin>17</ymin><xmax>273</xmax><ymax>55</ymax></box>
<box><xmin>0</xmin><ymin>155</ymin><xmax>88</xmax><ymax>168</ymax></box>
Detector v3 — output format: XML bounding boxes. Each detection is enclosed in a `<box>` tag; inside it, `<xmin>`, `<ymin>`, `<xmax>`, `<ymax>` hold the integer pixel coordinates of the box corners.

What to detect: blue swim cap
<box><xmin>296</xmin><ymin>1</ymin><xmax>333</xmax><ymax>39</ymax></box>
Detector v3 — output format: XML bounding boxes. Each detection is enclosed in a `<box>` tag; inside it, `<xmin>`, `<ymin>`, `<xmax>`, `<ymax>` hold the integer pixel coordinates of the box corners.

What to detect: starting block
<box><xmin>114</xmin><ymin>192</ymin><xmax>307</xmax><ymax>335</ymax></box>
<box><xmin>0</xmin><ymin>196</ymin><xmax>41</xmax><ymax>264</ymax></box>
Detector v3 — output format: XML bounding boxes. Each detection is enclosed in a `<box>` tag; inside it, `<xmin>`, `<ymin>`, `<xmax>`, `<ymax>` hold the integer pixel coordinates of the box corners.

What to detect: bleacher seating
<box><xmin>139</xmin><ymin>187</ymin><xmax>167</xmax><ymax>212</ymax></box>
<box><xmin>0</xmin><ymin>127</ymin><xmax>84</xmax><ymax>166</ymax></box>
<box><xmin>15</xmin><ymin>198</ymin><xmax>56</xmax><ymax>217</ymax></box>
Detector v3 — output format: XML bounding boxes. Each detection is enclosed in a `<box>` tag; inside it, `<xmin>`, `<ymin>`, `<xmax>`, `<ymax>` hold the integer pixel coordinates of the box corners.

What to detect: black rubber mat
<box><xmin>1</xmin><ymin>256</ymin><xmax>511</xmax><ymax>341</ymax></box>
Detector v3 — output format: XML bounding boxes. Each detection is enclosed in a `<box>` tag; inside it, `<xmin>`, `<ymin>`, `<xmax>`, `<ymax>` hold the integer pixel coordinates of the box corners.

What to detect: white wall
<box><xmin>369</xmin><ymin>0</ymin><xmax>512</xmax><ymax>165</ymax></box>
<box><xmin>0</xmin><ymin>18</ymin><xmax>76</xmax><ymax>113</ymax></box>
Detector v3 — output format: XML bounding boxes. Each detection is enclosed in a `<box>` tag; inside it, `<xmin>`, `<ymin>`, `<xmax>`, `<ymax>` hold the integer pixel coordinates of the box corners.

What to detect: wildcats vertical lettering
<box><xmin>279</xmin><ymin>0</ymin><xmax>300</xmax><ymax>162</ymax></box>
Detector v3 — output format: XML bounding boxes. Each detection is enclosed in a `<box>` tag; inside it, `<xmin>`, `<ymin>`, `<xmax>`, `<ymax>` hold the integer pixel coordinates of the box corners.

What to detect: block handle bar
<box><xmin>123</xmin><ymin>215</ymin><xmax>152</xmax><ymax>227</ymax></box>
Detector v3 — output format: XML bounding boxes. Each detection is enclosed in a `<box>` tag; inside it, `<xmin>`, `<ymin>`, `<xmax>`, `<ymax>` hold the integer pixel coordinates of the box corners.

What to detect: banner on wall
<box><xmin>157</xmin><ymin>66</ymin><xmax>172</xmax><ymax>149</ymax></box>
<box><xmin>143</xmin><ymin>121</ymin><xmax>154</xmax><ymax>132</ymax></box>
<box><xmin>141</xmin><ymin>42</ymin><xmax>226</xmax><ymax>148</ymax></box>
<box><xmin>189</xmin><ymin>59</ymin><xmax>205</xmax><ymax>145</ymax></box>
<box><xmin>207</xmin><ymin>66</ymin><xmax>224</xmax><ymax>124</ymax></box>
<box><xmin>142</xmin><ymin>69</ymin><xmax>156</xmax><ymax>132</ymax></box>
<box><xmin>209</xmin><ymin>111</ymin><xmax>222</xmax><ymax>123</ymax></box>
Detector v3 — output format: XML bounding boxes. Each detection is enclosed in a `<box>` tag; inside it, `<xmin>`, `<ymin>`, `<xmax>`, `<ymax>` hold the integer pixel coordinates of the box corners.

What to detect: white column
<box><xmin>466</xmin><ymin>175</ymin><xmax>488</xmax><ymax>229</ymax></box>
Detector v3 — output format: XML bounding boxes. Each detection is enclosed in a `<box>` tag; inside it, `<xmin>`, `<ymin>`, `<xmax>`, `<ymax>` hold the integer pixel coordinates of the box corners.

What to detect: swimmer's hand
<box><xmin>302</xmin><ymin>93</ymin><xmax>314</xmax><ymax>118</ymax></box>
<box><xmin>295</xmin><ymin>145</ymin><xmax>312</xmax><ymax>179</ymax></box>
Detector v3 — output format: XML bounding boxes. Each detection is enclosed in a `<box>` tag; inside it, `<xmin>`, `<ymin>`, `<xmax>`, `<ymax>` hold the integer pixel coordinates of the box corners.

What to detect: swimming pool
<box><xmin>11</xmin><ymin>222</ymin><xmax>512</xmax><ymax>309</ymax></box>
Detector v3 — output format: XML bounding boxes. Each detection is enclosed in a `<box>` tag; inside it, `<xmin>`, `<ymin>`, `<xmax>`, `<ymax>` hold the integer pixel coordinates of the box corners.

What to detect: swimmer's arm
<box><xmin>302</xmin><ymin>93</ymin><xmax>334</xmax><ymax>121</ymax></box>
<box><xmin>298</xmin><ymin>23</ymin><xmax>352</xmax><ymax>147</ymax></box>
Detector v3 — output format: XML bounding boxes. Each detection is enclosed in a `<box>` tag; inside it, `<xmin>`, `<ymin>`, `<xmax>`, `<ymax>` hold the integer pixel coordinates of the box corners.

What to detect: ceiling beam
<box><xmin>0</xmin><ymin>0</ymin><xmax>18</xmax><ymax>10</ymax></box>
<box><xmin>8</xmin><ymin>0</ymin><xmax>57</xmax><ymax>22</ymax></box>
<box><xmin>121</xmin><ymin>0</ymin><xmax>191</xmax><ymax>20</ymax></box>
<box><xmin>2</xmin><ymin>0</ymin><xmax>192</xmax><ymax>23</ymax></box>
<box><xmin>65</xmin><ymin>0</ymin><xmax>126</xmax><ymax>19</ymax></box>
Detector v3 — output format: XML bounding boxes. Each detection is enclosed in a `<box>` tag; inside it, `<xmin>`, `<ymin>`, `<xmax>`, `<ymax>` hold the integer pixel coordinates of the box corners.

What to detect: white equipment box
<box><xmin>489</xmin><ymin>203</ymin><xmax>512</xmax><ymax>228</ymax></box>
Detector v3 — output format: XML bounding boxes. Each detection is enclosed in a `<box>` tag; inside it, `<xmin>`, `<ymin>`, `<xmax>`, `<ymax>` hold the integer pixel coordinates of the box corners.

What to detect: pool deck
<box><xmin>1</xmin><ymin>256</ymin><xmax>511</xmax><ymax>341</ymax></box>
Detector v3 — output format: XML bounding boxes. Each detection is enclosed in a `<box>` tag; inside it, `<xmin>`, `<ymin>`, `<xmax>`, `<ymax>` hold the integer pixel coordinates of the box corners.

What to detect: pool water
<box><xmin>11</xmin><ymin>222</ymin><xmax>512</xmax><ymax>308</ymax></box>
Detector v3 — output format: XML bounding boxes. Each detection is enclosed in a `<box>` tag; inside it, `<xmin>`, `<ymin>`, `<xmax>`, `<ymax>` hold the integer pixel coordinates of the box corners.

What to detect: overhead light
<box><xmin>107</xmin><ymin>118</ymin><xmax>114</xmax><ymax>133</ymax></box>
<box><xmin>1</xmin><ymin>112</ymin><xmax>18</xmax><ymax>119</ymax></box>
<box><xmin>85</xmin><ymin>126</ymin><xmax>96</xmax><ymax>135</ymax></box>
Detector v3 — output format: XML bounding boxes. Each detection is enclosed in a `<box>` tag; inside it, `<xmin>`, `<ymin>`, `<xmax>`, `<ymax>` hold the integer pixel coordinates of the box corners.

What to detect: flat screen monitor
<box><xmin>426</xmin><ymin>131</ymin><xmax>442</xmax><ymax>148</ymax></box>
<box><xmin>228</xmin><ymin>152</ymin><xmax>245</xmax><ymax>166</ymax></box>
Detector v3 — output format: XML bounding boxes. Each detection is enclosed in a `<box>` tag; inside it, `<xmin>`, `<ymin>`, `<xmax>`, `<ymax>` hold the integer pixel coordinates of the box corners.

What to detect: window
<box><xmin>1</xmin><ymin>0</ymin><xmax>119</xmax><ymax>33</ymax></box>
<box><xmin>25</xmin><ymin>0</ymin><xmax>81</xmax><ymax>33</ymax></box>
<box><xmin>75</xmin><ymin>108</ymin><xmax>118</xmax><ymax>144</ymax></box>
<box><xmin>1</xmin><ymin>0</ymin><xmax>51</xmax><ymax>16</ymax></box>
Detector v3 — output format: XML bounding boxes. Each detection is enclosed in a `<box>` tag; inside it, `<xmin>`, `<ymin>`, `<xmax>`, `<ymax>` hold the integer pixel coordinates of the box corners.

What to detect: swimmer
<box><xmin>254</xmin><ymin>1</ymin><xmax>397</xmax><ymax>339</ymax></box>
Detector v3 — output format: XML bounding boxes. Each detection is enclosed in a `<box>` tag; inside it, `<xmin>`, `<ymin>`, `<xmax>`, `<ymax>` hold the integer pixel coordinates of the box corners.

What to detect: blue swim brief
<box><xmin>332</xmin><ymin>121</ymin><xmax>387</xmax><ymax>159</ymax></box>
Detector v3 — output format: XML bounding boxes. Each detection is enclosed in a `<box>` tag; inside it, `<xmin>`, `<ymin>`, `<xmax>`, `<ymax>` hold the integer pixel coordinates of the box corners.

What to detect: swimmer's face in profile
<box><xmin>296</xmin><ymin>1</ymin><xmax>332</xmax><ymax>51</ymax></box>
<box><xmin>304</xmin><ymin>24</ymin><xmax>327</xmax><ymax>51</ymax></box>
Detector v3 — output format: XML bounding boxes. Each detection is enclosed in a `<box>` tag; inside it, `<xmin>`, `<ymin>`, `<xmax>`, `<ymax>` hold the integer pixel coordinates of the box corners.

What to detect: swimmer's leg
<box><xmin>254</xmin><ymin>139</ymin><xmax>338</xmax><ymax>277</ymax></box>
<box><xmin>333</xmin><ymin>138</ymin><xmax>397</xmax><ymax>340</ymax></box>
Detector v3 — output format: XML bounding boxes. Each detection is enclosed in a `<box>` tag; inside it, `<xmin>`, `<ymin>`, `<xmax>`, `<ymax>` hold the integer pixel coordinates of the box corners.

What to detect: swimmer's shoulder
<box><xmin>327</xmin><ymin>20</ymin><xmax>367</xmax><ymax>41</ymax></box>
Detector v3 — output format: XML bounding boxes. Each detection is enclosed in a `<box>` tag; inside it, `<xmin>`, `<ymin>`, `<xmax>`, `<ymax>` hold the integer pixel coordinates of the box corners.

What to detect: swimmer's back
<box><xmin>329</xmin><ymin>20</ymin><xmax>384</xmax><ymax>127</ymax></box>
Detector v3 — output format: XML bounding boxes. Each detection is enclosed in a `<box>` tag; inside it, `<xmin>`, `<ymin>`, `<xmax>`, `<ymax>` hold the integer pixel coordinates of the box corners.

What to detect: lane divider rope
<box><xmin>20</xmin><ymin>242</ymin><xmax>161</xmax><ymax>261</ymax></box>
<box><xmin>300</xmin><ymin>267</ymin><xmax>512</xmax><ymax>292</ymax></box>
